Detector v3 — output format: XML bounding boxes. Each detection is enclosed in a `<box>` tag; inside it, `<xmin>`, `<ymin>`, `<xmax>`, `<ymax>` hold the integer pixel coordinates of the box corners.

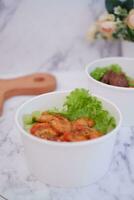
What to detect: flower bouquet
<box><xmin>87</xmin><ymin>0</ymin><xmax>134</xmax><ymax>57</ymax></box>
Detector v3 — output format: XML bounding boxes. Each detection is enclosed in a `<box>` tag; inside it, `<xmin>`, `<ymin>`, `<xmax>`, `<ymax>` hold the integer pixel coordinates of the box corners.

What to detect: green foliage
<box><xmin>90</xmin><ymin>67</ymin><xmax>108</xmax><ymax>81</ymax></box>
<box><xmin>50</xmin><ymin>88</ymin><xmax>116</xmax><ymax>134</ymax></box>
<box><xmin>127</xmin><ymin>76</ymin><xmax>134</xmax><ymax>86</ymax></box>
<box><xmin>114</xmin><ymin>6</ymin><xmax>128</xmax><ymax>18</ymax></box>
<box><xmin>112</xmin><ymin>20</ymin><xmax>134</xmax><ymax>41</ymax></box>
<box><xmin>126</xmin><ymin>27</ymin><xmax>134</xmax><ymax>41</ymax></box>
<box><xmin>90</xmin><ymin>64</ymin><xmax>122</xmax><ymax>81</ymax></box>
<box><xmin>110</xmin><ymin>64</ymin><xmax>122</xmax><ymax>73</ymax></box>
<box><xmin>128</xmin><ymin>82</ymin><xmax>134</xmax><ymax>87</ymax></box>
<box><xmin>105</xmin><ymin>0</ymin><xmax>134</xmax><ymax>13</ymax></box>
<box><xmin>23</xmin><ymin>111</ymin><xmax>41</xmax><ymax>127</ymax></box>
<box><xmin>23</xmin><ymin>114</ymin><xmax>33</xmax><ymax>125</ymax></box>
<box><xmin>32</xmin><ymin>111</ymin><xmax>42</xmax><ymax>121</ymax></box>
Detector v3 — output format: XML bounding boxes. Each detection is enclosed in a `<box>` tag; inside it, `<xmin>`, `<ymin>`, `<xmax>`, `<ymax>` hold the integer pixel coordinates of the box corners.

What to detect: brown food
<box><xmin>30</xmin><ymin>113</ymin><xmax>102</xmax><ymax>142</ymax></box>
<box><xmin>101</xmin><ymin>70</ymin><xmax>129</xmax><ymax>87</ymax></box>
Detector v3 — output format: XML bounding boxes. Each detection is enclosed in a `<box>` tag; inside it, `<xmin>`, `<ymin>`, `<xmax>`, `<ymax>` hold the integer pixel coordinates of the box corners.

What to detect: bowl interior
<box><xmin>16</xmin><ymin>91</ymin><xmax>122</xmax><ymax>140</ymax></box>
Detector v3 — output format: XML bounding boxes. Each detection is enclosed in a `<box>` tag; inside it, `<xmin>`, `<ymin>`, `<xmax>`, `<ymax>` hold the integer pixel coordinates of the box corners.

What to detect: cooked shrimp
<box><xmin>30</xmin><ymin>113</ymin><xmax>101</xmax><ymax>142</ymax></box>
<box><xmin>37</xmin><ymin>112</ymin><xmax>56</xmax><ymax>123</ymax></box>
<box><xmin>59</xmin><ymin>132</ymin><xmax>86</xmax><ymax>142</ymax></box>
<box><xmin>88</xmin><ymin>128</ymin><xmax>102</xmax><ymax>139</ymax></box>
<box><xmin>50</xmin><ymin>114</ymin><xmax>71</xmax><ymax>133</ymax></box>
<box><xmin>38</xmin><ymin>113</ymin><xmax>71</xmax><ymax>134</ymax></box>
<box><xmin>72</xmin><ymin>117</ymin><xmax>95</xmax><ymax>131</ymax></box>
<box><xmin>30</xmin><ymin>123</ymin><xmax>58</xmax><ymax>140</ymax></box>
<box><xmin>77</xmin><ymin>128</ymin><xmax>101</xmax><ymax>139</ymax></box>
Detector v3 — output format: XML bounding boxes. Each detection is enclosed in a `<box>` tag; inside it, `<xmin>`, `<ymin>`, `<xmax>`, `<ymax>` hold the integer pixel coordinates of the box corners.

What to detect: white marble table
<box><xmin>0</xmin><ymin>0</ymin><xmax>134</xmax><ymax>199</ymax></box>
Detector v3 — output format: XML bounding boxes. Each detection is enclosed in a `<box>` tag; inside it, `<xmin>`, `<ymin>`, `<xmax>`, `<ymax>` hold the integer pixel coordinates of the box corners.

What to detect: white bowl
<box><xmin>15</xmin><ymin>90</ymin><xmax>122</xmax><ymax>187</ymax></box>
<box><xmin>86</xmin><ymin>57</ymin><xmax>134</xmax><ymax>126</ymax></box>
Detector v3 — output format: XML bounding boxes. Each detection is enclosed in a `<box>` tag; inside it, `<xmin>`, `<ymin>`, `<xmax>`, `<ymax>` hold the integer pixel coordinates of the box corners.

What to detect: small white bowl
<box><xmin>15</xmin><ymin>91</ymin><xmax>122</xmax><ymax>187</ymax></box>
<box><xmin>86</xmin><ymin>57</ymin><xmax>134</xmax><ymax>126</ymax></box>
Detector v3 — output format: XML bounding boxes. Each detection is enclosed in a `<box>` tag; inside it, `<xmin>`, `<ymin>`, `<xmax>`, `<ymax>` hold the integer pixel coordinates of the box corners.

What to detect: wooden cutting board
<box><xmin>0</xmin><ymin>73</ymin><xmax>56</xmax><ymax>115</ymax></box>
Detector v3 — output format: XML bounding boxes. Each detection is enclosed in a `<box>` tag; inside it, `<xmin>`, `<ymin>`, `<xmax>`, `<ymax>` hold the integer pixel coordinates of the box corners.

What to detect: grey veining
<box><xmin>0</xmin><ymin>0</ymin><xmax>134</xmax><ymax>199</ymax></box>
<box><xmin>0</xmin><ymin>0</ymin><xmax>21</xmax><ymax>31</ymax></box>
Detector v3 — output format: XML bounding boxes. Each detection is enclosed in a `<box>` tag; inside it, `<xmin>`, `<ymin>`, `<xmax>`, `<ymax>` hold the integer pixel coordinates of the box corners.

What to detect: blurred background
<box><xmin>0</xmin><ymin>0</ymin><xmax>122</xmax><ymax>74</ymax></box>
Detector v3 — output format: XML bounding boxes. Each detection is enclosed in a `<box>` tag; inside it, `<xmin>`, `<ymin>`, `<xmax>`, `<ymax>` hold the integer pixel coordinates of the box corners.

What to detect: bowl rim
<box><xmin>85</xmin><ymin>56</ymin><xmax>134</xmax><ymax>91</ymax></box>
<box><xmin>15</xmin><ymin>90</ymin><xmax>122</xmax><ymax>147</ymax></box>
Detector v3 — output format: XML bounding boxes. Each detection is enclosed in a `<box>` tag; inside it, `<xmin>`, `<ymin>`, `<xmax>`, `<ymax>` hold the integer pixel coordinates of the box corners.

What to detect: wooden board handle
<box><xmin>0</xmin><ymin>73</ymin><xmax>56</xmax><ymax>115</ymax></box>
<box><xmin>0</xmin><ymin>93</ymin><xmax>5</xmax><ymax>116</ymax></box>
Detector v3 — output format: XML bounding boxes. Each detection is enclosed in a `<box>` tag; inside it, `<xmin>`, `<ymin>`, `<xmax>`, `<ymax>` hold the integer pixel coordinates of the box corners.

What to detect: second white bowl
<box><xmin>86</xmin><ymin>57</ymin><xmax>134</xmax><ymax>126</ymax></box>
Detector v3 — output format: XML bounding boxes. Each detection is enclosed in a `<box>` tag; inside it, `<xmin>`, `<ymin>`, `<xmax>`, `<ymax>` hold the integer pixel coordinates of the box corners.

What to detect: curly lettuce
<box><xmin>90</xmin><ymin>64</ymin><xmax>122</xmax><ymax>81</ymax></box>
<box><xmin>49</xmin><ymin>88</ymin><xmax>116</xmax><ymax>134</ymax></box>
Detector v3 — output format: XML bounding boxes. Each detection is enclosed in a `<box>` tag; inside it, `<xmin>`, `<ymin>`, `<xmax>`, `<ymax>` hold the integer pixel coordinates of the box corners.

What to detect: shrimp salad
<box><xmin>23</xmin><ymin>89</ymin><xmax>116</xmax><ymax>142</ymax></box>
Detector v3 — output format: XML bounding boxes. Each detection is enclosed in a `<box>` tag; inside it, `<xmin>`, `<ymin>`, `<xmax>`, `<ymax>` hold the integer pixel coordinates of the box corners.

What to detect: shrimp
<box><xmin>76</xmin><ymin>128</ymin><xmax>102</xmax><ymax>140</ymax></box>
<box><xmin>50</xmin><ymin>114</ymin><xmax>71</xmax><ymax>133</ymax></box>
<box><xmin>38</xmin><ymin>112</ymin><xmax>71</xmax><ymax>134</ymax></box>
<box><xmin>30</xmin><ymin>113</ymin><xmax>101</xmax><ymax>142</ymax></box>
<box><xmin>30</xmin><ymin>123</ymin><xmax>58</xmax><ymax>140</ymax></box>
<box><xmin>88</xmin><ymin>128</ymin><xmax>102</xmax><ymax>139</ymax></box>
<box><xmin>59</xmin><ymin>132</ymin><xmax>86</xmax><ymax>142</ymax></box>
<box><xmin>72</xmin><ymin>117</ymin><xmax>95</xmax><ymax>131</ymax></box>
<box><xmin>72</xmin><ymin>118</ymin><xmax>101</xmax><ymax>141</ymax></box>
<box><xmin>37</xmin><ymin>112</ymin><xmax>56</xmax><ymax>123</ymax></box>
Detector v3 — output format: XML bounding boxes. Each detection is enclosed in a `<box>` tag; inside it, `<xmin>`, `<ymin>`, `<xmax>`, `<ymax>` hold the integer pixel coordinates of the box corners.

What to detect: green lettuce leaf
<box><xmin>49</xmin><ymin>88</ymin><xmax>116</xmax><ymax>134</ymax></box>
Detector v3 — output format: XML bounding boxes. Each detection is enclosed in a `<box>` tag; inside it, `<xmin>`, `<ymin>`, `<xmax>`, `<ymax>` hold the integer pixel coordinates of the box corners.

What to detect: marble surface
<box><xmin>0</xmin><ymin>0</ymin><xmax>134</xmax><ymax>199</ymax></box>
